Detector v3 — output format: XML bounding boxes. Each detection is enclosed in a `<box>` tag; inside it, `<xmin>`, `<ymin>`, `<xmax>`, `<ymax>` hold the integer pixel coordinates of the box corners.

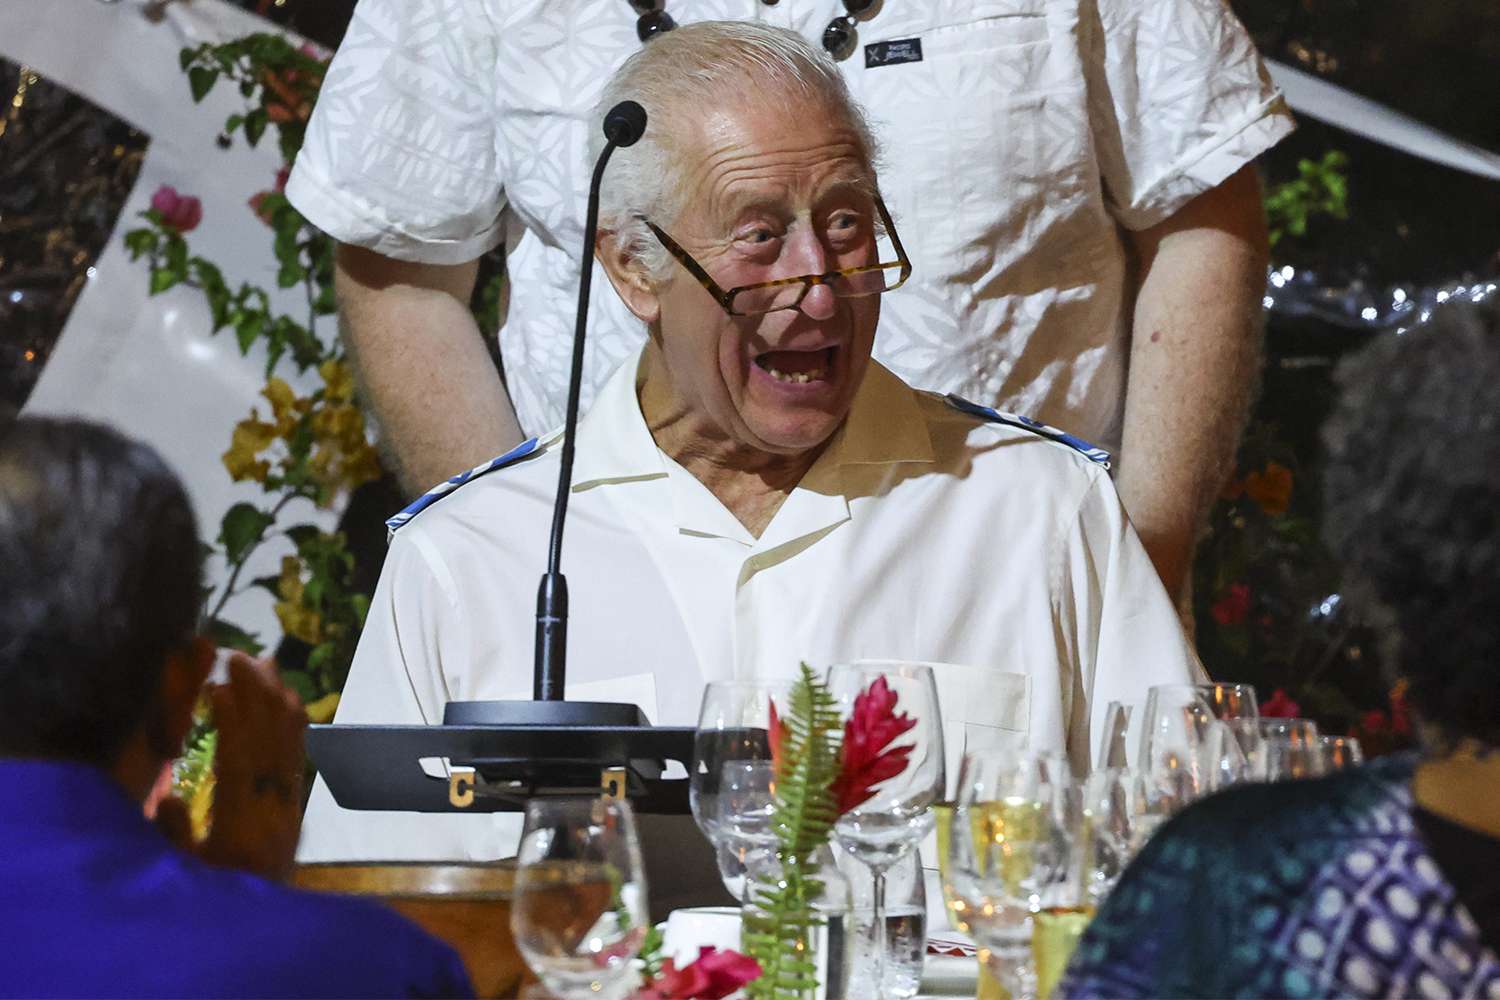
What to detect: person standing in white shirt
<box><xmin>299</xmin><ymin>24</ymin><xmax>1200</xmax><ymax>882</ymax></box>
<box><xmin>286</xmin><ymin>0</ymin><xmax>1294</xmax><ymax>602</ymax></box>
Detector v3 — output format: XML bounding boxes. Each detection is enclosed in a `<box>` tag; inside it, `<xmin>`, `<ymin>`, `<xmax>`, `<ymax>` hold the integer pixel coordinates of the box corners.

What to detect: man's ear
<box><xmin>153</xmin><ymin>637</ymin><xmax>215</xmax><ymax>757</ymax></box>
<box><xmin>596</xmin><ymin>230</ymin><xmax>662</xmax><ymax>325</ymax></box>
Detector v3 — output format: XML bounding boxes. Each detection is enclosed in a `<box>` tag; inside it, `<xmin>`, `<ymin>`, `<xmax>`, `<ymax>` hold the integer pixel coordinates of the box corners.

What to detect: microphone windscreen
<box><xmin>603</xmin><ymin>100</ymin><xmax>648</xmax><ymax>147</ymax></box>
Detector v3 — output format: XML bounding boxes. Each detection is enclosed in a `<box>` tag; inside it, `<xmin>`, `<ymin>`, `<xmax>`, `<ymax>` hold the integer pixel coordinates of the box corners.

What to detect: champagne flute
<box><xmin>511</xmin><ymin>797</ymin><xmax>649</xmax><ymax>1000</ymax></box>
<box><xmin>691</xmin><ymin>680</ymin><xmax>792</xmax><ymax>898</ymax></box>
<box><xmin>945</xmin><ymin>751</ymin><xmax>1082</xmax><ymax>1000</ymax></box>
<box><xmin>827</xmin><ymin>661</ymin><xmax>945</xmax><ymax>998</ymax></box>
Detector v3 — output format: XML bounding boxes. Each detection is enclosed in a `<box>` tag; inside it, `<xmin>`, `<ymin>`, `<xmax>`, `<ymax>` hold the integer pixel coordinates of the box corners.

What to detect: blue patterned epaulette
<box><xmin>385</xmin><ymin>438</ymin><xmax>543</xmax><ymax>537</ymax></box>
<box><xmin>945</xmin><ymin>394</ymin><xmax>1112</xmax><ymax>469</ymax></box>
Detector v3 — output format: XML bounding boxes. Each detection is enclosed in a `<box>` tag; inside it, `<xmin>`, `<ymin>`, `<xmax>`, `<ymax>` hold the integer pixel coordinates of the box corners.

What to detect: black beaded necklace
<box><xmin>627</xmin><ymin>0</ymin><xmax>879</xmax><ymax>58</ymax></box>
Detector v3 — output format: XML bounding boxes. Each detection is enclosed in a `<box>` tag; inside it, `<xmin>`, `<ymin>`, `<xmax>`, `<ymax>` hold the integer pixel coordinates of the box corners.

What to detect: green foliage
<box><xmin>1264</xmin><ymin>150</ymin><xmax>1349</xmax><ymax>248</ymax></box>
<box><xmin>742</xmin><ymin>664</ymin><xmax>842</xmax><ymax>1000</ymax></box>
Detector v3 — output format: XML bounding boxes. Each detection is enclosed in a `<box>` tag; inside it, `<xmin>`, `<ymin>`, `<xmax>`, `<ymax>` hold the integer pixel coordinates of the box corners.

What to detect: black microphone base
<box><xmin>441</xmin><ymin>699</ymin><xmax>649</xmax><ymax>727</ymax></box>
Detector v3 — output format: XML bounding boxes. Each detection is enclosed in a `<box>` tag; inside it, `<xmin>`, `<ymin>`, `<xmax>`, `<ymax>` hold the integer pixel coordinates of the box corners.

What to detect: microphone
<box><xmin>534</xmin><ymin>101</ymin><xmax>649</xmax><ymax>702</ymax></box>
<box><xmin>603</xmin><ymin>100</ymin><xmax>647</xmax><ymax>147</ymax></box>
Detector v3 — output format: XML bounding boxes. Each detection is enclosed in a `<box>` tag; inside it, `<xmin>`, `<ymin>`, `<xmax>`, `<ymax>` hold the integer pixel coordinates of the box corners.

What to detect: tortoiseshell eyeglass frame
<box><xmin>637</xmin><ymin>194</ymin><xmax>912</xmax><ymax>316</ymax></box>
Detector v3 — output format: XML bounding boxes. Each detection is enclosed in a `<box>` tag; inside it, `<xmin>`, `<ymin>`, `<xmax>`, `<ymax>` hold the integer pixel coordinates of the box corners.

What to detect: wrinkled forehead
<box><xmin>673</xmin><ymin>97</ymin><xmax>878</xmax><ymax>224</ymax></box>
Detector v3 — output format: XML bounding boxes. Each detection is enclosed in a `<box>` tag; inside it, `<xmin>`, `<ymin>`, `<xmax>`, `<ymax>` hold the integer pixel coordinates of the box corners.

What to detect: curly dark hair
<box><xmin>0</xmin><ymin>417</ymin><xmax>202</xmax><ymax>765</ymax></box>
<box><xmin>1321</xmin><ymin>292</ymin><xmax>1500</xmax><ymax>748</ymax></box>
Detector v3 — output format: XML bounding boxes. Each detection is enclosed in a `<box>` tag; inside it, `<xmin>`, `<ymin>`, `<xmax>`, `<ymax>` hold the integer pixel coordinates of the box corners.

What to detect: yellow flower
<box><xmin>1244</xmin><ymin>461</ymin><xmax>1293</xmax><ymax>517</ymax></box>
<box><xmin>188</xmin><ymin>772</ymin><xmax>215</xmax><ymax>841</ymax></box>
<box><xmin>306</xmin><ymin>691</ymin><xmax>341</xmax><ymax>724</ymax></box>
<box><xmin>319</xmin><ymin>358</ymin><xmax>356</xmax><ymax>404</ymax></box>
<box><xmin>276</xmin><ymin>555</ymin><xmax>304</xmax><ymax>604</ymax></box>
<box><xmin>222</xmin><ymin>414</ymin><xmax>277</xmax><ymax>482</ymax></box>
<box><xmin>274</xmin><ymin>599</ymin><xmax>323</xmax><ymax>645</ymax></box>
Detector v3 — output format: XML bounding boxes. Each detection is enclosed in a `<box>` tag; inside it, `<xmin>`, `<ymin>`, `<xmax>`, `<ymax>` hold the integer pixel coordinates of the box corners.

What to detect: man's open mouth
<box><xmin>752</xmin><ymin>346</ymin><xmax>837</xmax><ymax>384</ymax></box>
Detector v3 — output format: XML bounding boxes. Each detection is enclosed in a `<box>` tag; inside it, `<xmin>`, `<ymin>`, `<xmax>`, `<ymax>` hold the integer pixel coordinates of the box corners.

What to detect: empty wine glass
<box><xmin>691</xmin><ymin>680</ymin><xmax>792</xmax><ymax>898</ymax></box>
<box><xmin>1081</xmin><ymin>766</ymin><xmax>1146</xmax><ymax>903</ymax></box>
<box><xmin>511</xmin><ymin>797</ymin><xmax>648</xmax><ymax>1000</ymax></box>
<box><xmin>1260</xmin><ymin>718</ymin><xmax>1324</xmax><ymax>780</ymax></box>
<box><xmin>717</xmin><ymin>760</ymin><xmax>780</xmax><ymax>886</ymax></box>
<box><xmin>1319</xmin><ymin>735</ymin><xmax>1365</xmax><ymax>771</ymax></box>
<box><xmin>827</xmin><ymin>661</ymin><xmax>945</xmax><ymax>998</ymax></box>
<box><xmin>1097</xmin><ymin>701</ymin><xmax>1137</xmax><ymax>770</ymax></box>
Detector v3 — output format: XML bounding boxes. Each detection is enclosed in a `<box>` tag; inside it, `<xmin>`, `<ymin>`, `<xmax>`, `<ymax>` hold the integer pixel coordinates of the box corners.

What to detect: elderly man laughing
<box><xmin>300</xmin><ymin>23</ymin><xmax>1198</xmax><ymax>873</ymax></box>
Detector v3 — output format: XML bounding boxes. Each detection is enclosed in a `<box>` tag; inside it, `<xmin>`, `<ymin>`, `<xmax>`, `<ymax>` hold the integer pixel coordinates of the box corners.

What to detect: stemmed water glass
<box><xmin>690</xmin><ymin>680</ymin><xmax>792</xmax><ymax>898</ymax></box>
<box><xmin>1260</xmin><ymin>718</ymin><xmax>1323</xmax><ymax>780</ymax></box>
<box><xmin>826</xmin><ymin>661</ymin><xmax>945</xmax><ymax>997</ymax></box>
<box><xmin>511</xmin><ymin>797</ymin><xmax>649</xmax><ymax>1000</ymax></box>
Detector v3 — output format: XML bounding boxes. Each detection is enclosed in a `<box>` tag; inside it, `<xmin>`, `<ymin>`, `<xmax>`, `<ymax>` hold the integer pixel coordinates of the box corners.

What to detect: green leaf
<box><xmin>280</xmin><ymin>669</ymin><xmax>318</xmax><ymax>702</ymax></box>
<box><xmin>188</xmin><ymin>66</ymin><xmax>219</xmax><ymax>102</ymax></box>
<box><xmin>123</xmin><ymin>228</ymin><xmax>158</xmax><ymax>259</ymax></box>
<box><xmin>351</xmin><ymin>592</ymin><xmax>371</xmax><ymax>626</ymax></box>
<box><xmin>205</xmin><ymin>617</ymin><xmax>264</xmax><ymax>656</ymax></box>
<box><xmin>243</xmin><ymin>108</ymin><xmax>268</xmax><ymax>147</ymax></box>
<box><xmin>219</xmin><ymin>502</ymin><xmax>274</xmax><ymax>563</ymax></box>
<box><xmin>234</xmin><ymin>312</ymin><xmax>266</xmax><ymax>353</ymax></box>
<box><xmin>276</xmin><ymin>261</ymin><xmax>306</xmax><ymax>288</ymax></box>
<box><xmin>178</xmin><ymin>47</ymin><xmax>195</xmax><ymax>72</ymax></box>
<box><xmin>149</xmin><ymin>267</ymin><xmax>182</xmax><ymax>295</ymax></box>
<box><xmin>285</xmin><ymin>523</ymin><xmax>323</xmax><ymax>549</ymax></box>
<box><xmin>224</xmin><ymin>112</ymin><xmax>244</xmax><ymax>134</ymax></box>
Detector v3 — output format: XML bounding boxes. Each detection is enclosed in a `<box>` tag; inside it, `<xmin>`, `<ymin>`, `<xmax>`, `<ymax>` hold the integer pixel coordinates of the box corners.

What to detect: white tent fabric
<box><xmin>1269</xmin><ymin>59</ymin><xmax>1500</xmax><ymax>182</ymax></box>
<box><xmin>2</xmin><ymin>0</ymin><xmax>337</xmax><ymax>646</ymax></box>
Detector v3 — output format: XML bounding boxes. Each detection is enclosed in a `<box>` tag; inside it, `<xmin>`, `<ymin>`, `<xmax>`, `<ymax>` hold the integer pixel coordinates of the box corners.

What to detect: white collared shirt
<box><xmin>286</xmin><ymin>0</ymin><xmax>1293</xmax><ymax>452</ymax></box>
<box><xmin>299</xmin><ymin>349</ymin><xmax>1200</xmax><ymax>862</ymax></box>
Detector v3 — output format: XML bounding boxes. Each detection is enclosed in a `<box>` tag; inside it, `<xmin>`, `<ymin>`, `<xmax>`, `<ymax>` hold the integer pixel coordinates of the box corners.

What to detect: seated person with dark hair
<box><xmin>1060</xmin><ymin>295</ymin><xmax>1500</xmax><ymax>998</ymax></box>
<box><xmin>0</xmin><ymin>417</ymin><xmax>471</xmax><ymax>998</ymax></box>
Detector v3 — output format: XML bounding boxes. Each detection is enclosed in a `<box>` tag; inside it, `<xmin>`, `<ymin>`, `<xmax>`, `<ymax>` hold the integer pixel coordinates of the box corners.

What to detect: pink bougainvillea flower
<box><xmin>832</xmin><ymin>675</ymin><xmax>916</xmax><ymax>815</ymax></box>
<box><xmin>1210</xmin><ymin>582</ymin><xmax>1251</xmax><ymax>626</ymax></box>
<box><xmin>1260</xmin><ymin>688</ymin><xmax>1301</xmax><ymax>719</ymax></box>
<box><xmin>150</xmin><ymin>185</ymin><xmax>203</xmax><ymax>232</ymax></box>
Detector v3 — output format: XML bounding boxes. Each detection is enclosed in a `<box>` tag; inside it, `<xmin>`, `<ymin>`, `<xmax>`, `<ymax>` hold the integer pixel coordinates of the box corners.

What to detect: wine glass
<box><xmin>945</xmin><ymin>751</ymin><xmax>1081</xmax><ymax>1000</ymax></box>
<box><xmin>1080</xmin><ymin>766</ymin><xmax>1146</xmax><ymax>903</ymax></box>
<box><xmin>511</xmin><ymin>797</ymin><xmax>649</xmax><ymax>1000</ymax></box>
<box><xmin>717</xmin><ymin>760</ymin><xmax>780</xmax><ymax>886</ymax></box>
<box><xmin>1097</xmin><ymin>701</ymin><xmax>1137</xmax><ymax>770</ymax></box>
<box><xmin>1260</xmin><ymin>718</ymin><xmax>1323</xmax><ymax>780</ymax></box>
<box><xmin>1319</xmin><ymin>735</ymin><xmax>1365</xmax><ymax>771</ymax></box>
<box><xmin>826</xmin><ymin>661</ymin><xmax>945</xmax><ymax>997</ymax></box>
<box><xmin>691</xmin><ymin>680</ymin><xmax>792</xmax><ymax>898</ymax></box>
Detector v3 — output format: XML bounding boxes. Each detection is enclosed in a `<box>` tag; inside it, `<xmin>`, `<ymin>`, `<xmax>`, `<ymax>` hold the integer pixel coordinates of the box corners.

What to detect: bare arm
<box><xmin>1116</xmin><ymin>164</ymin><xmax>1269</xmax><ymax>601</ymax></box>
<box><xmin>335</xmin><ymin>244</ymin><xmax>524</xmax><ymax>497</ymax></box>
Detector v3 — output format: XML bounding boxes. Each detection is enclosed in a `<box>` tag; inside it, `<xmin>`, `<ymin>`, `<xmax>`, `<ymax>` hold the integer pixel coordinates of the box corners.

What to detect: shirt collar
<box><xmin>566</xmin><ymin>348</ymin><xmax>934</xmax><ymax>544</ymax></box>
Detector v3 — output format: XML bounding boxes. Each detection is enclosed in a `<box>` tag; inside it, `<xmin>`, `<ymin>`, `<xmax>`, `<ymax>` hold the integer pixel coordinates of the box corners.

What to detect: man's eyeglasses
<box><xmin>638</xmin><ymin>195</ymin><xmax>912</xmax><ymax>317</ymax></box>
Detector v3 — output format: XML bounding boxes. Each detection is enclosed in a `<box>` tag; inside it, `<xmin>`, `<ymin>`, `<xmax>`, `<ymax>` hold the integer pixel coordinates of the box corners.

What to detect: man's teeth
<box><xmin>764</xmin><ymin>366</ymin><xmax>827</xmax><ymax>384</ymax></box>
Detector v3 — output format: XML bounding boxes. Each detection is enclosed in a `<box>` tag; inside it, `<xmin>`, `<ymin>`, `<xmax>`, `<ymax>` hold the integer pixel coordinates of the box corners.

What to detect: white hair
<box><xmin>591</xmin><ymin>20</ymin><xmax>881</xmax><ymax>283</ymax></box>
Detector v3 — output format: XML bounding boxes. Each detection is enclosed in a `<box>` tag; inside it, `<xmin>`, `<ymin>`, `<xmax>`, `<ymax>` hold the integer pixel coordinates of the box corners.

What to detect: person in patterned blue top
<box><xmin>1060</xmin><ymin>294</ymin><xmax>1500</xmax><ymax>999</ymax></box>
<box><xmin>0</xmin><ymin>418</ymin><xmax>472</xmax><ymax>998</ymax></box>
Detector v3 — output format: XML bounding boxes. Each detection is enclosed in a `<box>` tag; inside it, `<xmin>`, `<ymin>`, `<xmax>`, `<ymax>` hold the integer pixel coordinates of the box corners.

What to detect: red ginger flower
<box><xmin>832</xmin><ymin>675</ymin><xmax>916</xmax><ymax>815</ymax></box>
<box><xmin>1211</xmin><ymin>582</ymin><xmax>1252</xmax><ymax>626</ymax></box>
<box><xmin>637</xmin><ymin>947</ymin><xmax>761</xmax><ymax>1000</ymax></box>
<box><xmin>767</xmin><ymin>699</ymin><xmax>785</xmax><ymax>777</ymax></box>
<box><xmin>1260</xmin><ymin>688</ymin><xmax>1301</xmax><ymax>718</ymax></box>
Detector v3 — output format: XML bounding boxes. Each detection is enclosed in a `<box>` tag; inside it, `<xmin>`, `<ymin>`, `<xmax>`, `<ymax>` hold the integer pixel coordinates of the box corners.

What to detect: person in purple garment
<box><xmin>0</xmin><ymin>416</ymin><xmax>471</xmax><ymax>999</ymax></box>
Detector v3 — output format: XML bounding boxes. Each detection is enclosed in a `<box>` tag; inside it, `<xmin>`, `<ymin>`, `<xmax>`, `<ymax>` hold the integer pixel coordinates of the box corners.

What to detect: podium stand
<box><xmin>307</xmin><ymin>704</ymin><xmax>696</xmax><ymax>815</ymax></box>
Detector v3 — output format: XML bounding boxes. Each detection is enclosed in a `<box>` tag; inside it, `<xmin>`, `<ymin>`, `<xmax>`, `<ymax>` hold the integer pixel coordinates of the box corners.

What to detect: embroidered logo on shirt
<box><xmin>864</xmin><ymin>38</ymin><xmax>923</xmax><ymax>68</ymax></box>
